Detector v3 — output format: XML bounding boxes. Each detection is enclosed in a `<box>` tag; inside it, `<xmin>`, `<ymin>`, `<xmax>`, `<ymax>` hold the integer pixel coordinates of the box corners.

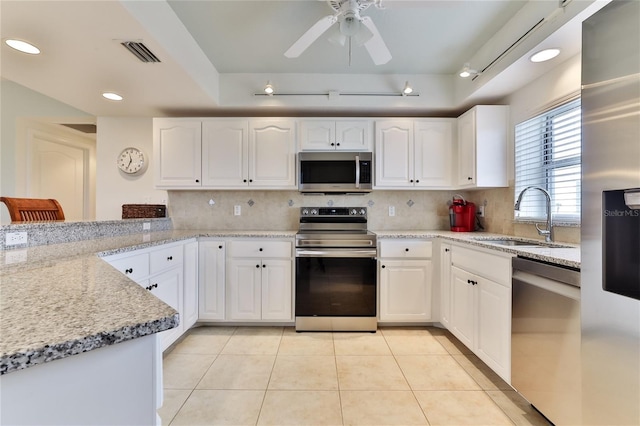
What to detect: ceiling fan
<box><xmin>284</xmin><ymin>0</ymin><xmax>392</xmax><ymax>65</ymax></box>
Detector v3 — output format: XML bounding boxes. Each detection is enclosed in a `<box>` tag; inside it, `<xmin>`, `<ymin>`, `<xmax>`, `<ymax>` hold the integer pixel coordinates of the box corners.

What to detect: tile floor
<box><xmin>160</xmin><ymin>326</ymin><xmax>550</xmax><ymax>426</ymax></box>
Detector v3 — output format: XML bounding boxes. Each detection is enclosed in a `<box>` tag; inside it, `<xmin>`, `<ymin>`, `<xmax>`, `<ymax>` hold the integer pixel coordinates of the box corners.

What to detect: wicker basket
<box><xmin>122</xmin><ymin>204</ymin><xmax>166</xmax><ymax>219</ymax></box>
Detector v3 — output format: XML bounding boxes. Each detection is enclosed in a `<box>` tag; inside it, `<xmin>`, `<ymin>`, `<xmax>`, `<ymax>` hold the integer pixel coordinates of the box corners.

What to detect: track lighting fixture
<box><xmin>402</xmin><ymin>81</ymin><xmax>413</xmax><ymax>96</ymax></box>
<box><xmin>264</xmin><ymin>82</ymin><xmax>274</xmax><ymax>95</ymax></box>
<box><xmin>458</xmin><ymin>63</ymin><xmax>481</xmax><ymax>78</ymax></box>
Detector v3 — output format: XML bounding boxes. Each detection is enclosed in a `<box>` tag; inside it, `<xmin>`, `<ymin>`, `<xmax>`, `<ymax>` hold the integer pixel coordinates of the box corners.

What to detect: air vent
<box><xmin>60</xmin><ymin>124</ymin><xmax>97</xmax><ymax>134</ymax></box>
<box><xmin>121</xmin><ymin>41</ymin><xmax>161</xmax><ymax>63</ymax></box>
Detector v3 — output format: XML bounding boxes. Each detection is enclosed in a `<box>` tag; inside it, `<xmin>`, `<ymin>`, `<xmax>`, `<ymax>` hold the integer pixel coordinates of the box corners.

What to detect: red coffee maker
<box><xmin>449</xmin><ymin>195</ymin><xmax>476</xmax><ymax>232</ymax></box>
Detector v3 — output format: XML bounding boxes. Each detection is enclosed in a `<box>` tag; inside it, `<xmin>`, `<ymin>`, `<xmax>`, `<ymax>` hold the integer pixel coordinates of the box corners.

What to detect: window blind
<box><xmin>514</xmin><ymin>98</ymin><xmax>581</xmax><ymax>222</ymax></box>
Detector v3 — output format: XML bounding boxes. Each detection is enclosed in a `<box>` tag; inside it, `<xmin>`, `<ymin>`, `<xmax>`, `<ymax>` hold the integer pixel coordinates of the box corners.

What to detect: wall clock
<box><xmin>117</xmin><ymin>147</ymin><xmax>147</xmax><ymax>175</ymax></box>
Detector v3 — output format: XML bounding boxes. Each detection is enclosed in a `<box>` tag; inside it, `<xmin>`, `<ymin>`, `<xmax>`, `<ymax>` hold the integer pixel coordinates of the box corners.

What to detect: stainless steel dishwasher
<box><xmin>511</xmin><ymin>257</ymin><xmax>581</xmax><ymax>426</ymax></box>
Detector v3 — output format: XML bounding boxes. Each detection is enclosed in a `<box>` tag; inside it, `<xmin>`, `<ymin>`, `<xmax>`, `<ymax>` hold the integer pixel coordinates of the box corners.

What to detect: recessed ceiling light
<box><xmin>102</xmin><ymin>92</ymin><xmax>123</xmax><ymax>101</ymax></box>
<box><xmin>530</xmin><ymin>48</ymin><xmax>560</xmax><ymax>63</ymax></box>
<box><xmin>5</xmin><ymin>39</ymin><xmax>40</xmax><ymax>55</ymax></box>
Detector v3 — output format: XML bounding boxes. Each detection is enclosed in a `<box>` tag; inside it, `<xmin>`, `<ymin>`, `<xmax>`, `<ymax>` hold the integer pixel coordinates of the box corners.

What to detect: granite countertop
<box><xmin>374</xmin><ymin>230</ymin><xmax>580</xmax><ymax>269</ymax></box>
<box><xmin>0</xmin><ymin>229</ymin><xmax>296</xmax><ymax>375</ymax></box>
<box><xmin>1</xmin><ymin>226</ymin><xmax>575</xmax><ymax>376</ymax></box>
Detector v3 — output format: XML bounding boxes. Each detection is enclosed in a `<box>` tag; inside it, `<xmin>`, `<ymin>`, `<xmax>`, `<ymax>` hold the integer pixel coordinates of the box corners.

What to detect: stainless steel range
<box><xmin>295</xmin><ymin>207</ymin><xmax>377</xmax><ymax>332</ymax></box>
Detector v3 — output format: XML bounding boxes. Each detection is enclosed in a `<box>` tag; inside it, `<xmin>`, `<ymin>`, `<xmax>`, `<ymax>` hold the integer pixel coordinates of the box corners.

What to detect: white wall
<box><xmin>95</xmin><ymin>117</ymin><xmax>167</xmax><ymax>220</ymax></box>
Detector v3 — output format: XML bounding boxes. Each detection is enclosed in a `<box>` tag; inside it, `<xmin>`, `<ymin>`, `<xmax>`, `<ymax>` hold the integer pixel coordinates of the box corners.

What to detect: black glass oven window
<box><xmin>295</xmin><ymin>257</ymin><xmax>377</xmax><ymax>317</ymax></box>
<box><xmin>603</xmin><ymin>189</ymin><xmax>640</xmax><ymax>300</ymax></box>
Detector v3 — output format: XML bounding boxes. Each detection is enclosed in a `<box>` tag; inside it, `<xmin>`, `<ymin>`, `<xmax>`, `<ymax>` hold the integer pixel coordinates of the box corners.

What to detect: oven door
<box><xmin>295</xmin><ymin>248</ymin><xmax>377</xmax><ymax>324</ymax></box>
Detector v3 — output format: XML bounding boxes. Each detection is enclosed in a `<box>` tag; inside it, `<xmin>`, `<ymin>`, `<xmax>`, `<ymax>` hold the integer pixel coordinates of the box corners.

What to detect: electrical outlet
<box><xmin>477</xmin><ymin>205</ymin><xmax>485</xmax><ymax>217</ymax></box>
<box><xmin>143</xmin><ymin>222</ymin><xmax>151</xmax><ymax>231</ymax></box>
<box><xmin>234</xmin><ymin>205</ymin><xmax>241</xmax><ymax>216</ymax></box>
<box><xmin>6</xmin><ymin>232</ymin><xmax>28</xmax><ymax>246</ymax></box>
<box><xmin>388</xmin><ymin>206</ymin><xmax>395</xmax><ymax>217</ymax></box>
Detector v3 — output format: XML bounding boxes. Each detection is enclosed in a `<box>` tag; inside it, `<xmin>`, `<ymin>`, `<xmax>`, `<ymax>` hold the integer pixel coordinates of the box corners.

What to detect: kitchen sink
<box><xmin>472</xmin><ymin>238</ymin><xmax>573</xmax><ymax>248</ymax></box>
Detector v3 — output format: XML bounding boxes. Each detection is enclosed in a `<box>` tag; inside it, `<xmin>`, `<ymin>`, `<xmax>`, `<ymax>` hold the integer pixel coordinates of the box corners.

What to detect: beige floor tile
<box><xmin>170</xmin><ymin>389</ymin><xmax>264</xmax><ymax>426</ymax></box>
<box><xmin>384</xmin><ymin>335</ymin><xmax>449</xmax><ymax>355</ymax></box>
<box><xmin>268</xmin><ymin>355</ymin><xmax>338</xmax><ymax>390</ymax></box>
<box><xmin>336</xmin><ymin>356</ymin><xmax>409</xmax><ymax>390</ymax></box>
<box><xmin>197</xmin><ymin>354</ymin><xmax>275</xmax><ymax>390</ymax></box>
<box><xmin>453</xmin><ymin>353</ymin><xmax>512</xmax><ymax>391</ymax></box>
<box><xmin>340</xmin><ymin>390</ymin><xmax>428</xmax><ymax>425</ymax></box>
<box><xmin>221</xmin><ymin>327</ymin><xmax>283</xmax><ymax>355</ymax></box>
<box><xmin>257</xmin><ymin>390</ymin><xmax>343</xmax><ymax>426</ymax></box>
<box><xmin>333</xmin><ymin>331</ymin><xmax>392</xmax><ymax>355</ymax></box>
<box><xmin>170</xmin><ymin>326</ymin><xmax>236</xmax><ymax>355</ymax></box>
<box><xmin>434</xmin><ymin>332</ymin><xmax>474</xmax><ymax>355</ymax></box>
<box><xmin>486</xmin><ymin>390</ymin><xmax>551</xmax><ymax>426</ymax></box>
<box><xmin>158</xmin><ymin>389</ymin><xmax>190</xmax><ymax>426</ymax></box>
<box><xmin>163</xmin><ymin>353</ymin><xmax>217</xmax><ymax>390</ymax></box>
<box><xmin>396</xmin><ymin>355</ymin><xmax>481</xmax><ymax>390</ymax></box>
<box><xmin>415</xmin><ymin>390</ymin><xmax>514</xmax><ymax>425</ymax></box>
<box><xmin>278</xmin><ymin>330</ymin><xmax>334</xmax><ymax>355</ymax></box>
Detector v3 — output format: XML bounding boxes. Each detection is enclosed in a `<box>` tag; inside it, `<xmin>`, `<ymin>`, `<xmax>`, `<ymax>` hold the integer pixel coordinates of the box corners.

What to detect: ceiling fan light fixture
<box><xmin>530</xmin><ymin>48</ymin><xmax>560</xmax><ymax>63</ymax></box>
<box><xmin>339</xmin><ymin>13</ymin><xmax>360</xmax><ymax>37</ymax></box>
<box><xmin>402</xmin><ymin>81</ymin><xmax>413</xmax><ymax>95</ymax></box>
<box><xmin>5</xmin><ymin>39</ymin><xmax>40</xmax><ymax>55</ymax></box>
<box><xmin>459</xmin><ymin>63</ymin><xmax>479</xmax><ymax>78</ymax></box>
<box><xmin>264</xmin><ymin>82</ymin><xmax>274</xmax><ymax>96</ymax></box>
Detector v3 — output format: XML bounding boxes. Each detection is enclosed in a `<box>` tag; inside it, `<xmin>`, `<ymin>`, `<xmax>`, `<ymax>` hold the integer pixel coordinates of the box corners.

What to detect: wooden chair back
<box><xmin>0</xmin><ymin>197</ymin><xmax>66</xmax><ymax>222</ymax></box>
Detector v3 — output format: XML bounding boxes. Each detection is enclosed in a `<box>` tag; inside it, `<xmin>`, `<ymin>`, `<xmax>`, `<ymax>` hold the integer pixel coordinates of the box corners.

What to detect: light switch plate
<box><xmin>234</xmin><ymin>205</ymin><xmax>241</xmax><ymax>216</ymax></box>
<box><xmin>6</xmin><ymin>232</ymin><xmax>28</xmax><ymax>246</ymax></box>
<box><xmin>388</xmin><ymin>206</ymin><xmax>395</xmax><ymax>216</ymax></box>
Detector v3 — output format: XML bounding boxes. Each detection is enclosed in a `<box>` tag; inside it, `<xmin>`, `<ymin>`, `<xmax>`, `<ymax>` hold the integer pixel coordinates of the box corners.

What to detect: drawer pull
<box><xmin>218</xmin><ymin>245</ymin><xmax>223</xmax><ymax>249</ymax></box>
<box><xmin>167</xmin><ymin>256</ymin><xmax>173</xmax><ymax>261</ymax></box>
<box><xmin>256</xmin><ymin>264</ymin><xmax>260</xmax><ymax>268</ymax></box>
<box><xmin>405</xmin><ymin>248</ymin><xmax>409</xmax><ymax>252</ymax></box>
<box><xmin>125</xmin><ymin>268</ymin><xmax>133</xmax><ymax>274</ymax></box>
<box><xmin>259</xmin><ymin>248</ymin><xmax>263</xmax><ymax>252</ymax></box>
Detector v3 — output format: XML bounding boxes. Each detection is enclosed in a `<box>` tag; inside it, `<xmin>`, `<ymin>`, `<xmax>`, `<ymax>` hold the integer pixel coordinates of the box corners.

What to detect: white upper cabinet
<box><xmin>154</xmin><ymin>118</ymin><xmax>295</xmax><ymax>189</ymax></box>
<box><xmin>202</xmin><ymin>119</ymin><xmax>248</xmax><ymax>187</ymax></box>
<box><xmin>153</xmin><ymin>118</ymin><xmax>202</xmax><ymax>188</ymax></box>
<box><xmin>299</xmin><ymin>119</ymin><xmax>373</xmax><ymax>151</ymax></box>
<box><xmin>456</xmin><ymin>105</ymin><xmax>509</xmax><ymax>188</ymax></box>
<box><xmin>375</xmin><ymin>119</ymin><xmax>454</xmax><ymax>189</ymax></box>
<box><xmin>249</xmin><ymin>119</ymin><xmax>297</xmax><ymax>188</ymax></box>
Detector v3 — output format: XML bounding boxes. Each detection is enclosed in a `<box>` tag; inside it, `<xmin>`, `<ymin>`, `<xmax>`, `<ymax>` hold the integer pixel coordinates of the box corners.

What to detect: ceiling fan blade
<box><xmin>361</xmin><ymin>16</ymin><xmax>391</xmax><ymax>65</ymax></box>
<box><xmin>285</xmin><ymin>15</ymin><xmax>336</xmax><ymax>58</ymax></box>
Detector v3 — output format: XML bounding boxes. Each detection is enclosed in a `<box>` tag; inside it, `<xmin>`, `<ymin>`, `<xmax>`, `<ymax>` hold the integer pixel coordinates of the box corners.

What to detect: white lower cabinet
<box><xmin>147</xmin><ymin>267</ymin><xmax>183</xmax><ymax>350</ymax></box>
<box><xmin>198</xmin><ymin>240</ymin><xmax>226</xmax><ymax>320</ymax></box>
<box><xmin>183</xmin><ymin>240</ymin><xmax>199</xmax><ymax>330</ymax></box>
<box><xmin>378</xmin><ymin>239</ymin><xmax>433</xmax><ymax>322</ymax></box>
<box><xmin>439</xmin><ymin>242</ymin><xmax>452</xmax><ymax>328</ymax></box>
<box><xmin>447</xmin><ymin>243</ymin><xmax>512</xmax><ymax>382</ymax></box>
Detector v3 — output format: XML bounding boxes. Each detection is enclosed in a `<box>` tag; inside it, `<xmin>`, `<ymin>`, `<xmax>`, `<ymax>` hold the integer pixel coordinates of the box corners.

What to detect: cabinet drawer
<box><xmin>228</xmin><ymin>240</ymin><xmax>292</xmax><ymax>258</ymax></box>
<box><xmin>451</xmin><ymin>245</ymin><xmax>511</xmax><ymax>286</ymax></box>
<box><xmin>379</xmin><ymin>240</ymin><xmax>432</xmax><ymax>258</ymax></box>
<box><xmin>106</xmin><ymin>252</ymin><xmax>150</xmax><ymax>282</ymax></box>
<box><xmin>150</xmin><ymin>244</ymin><xmax>184</xmax><ymax>274</ymax></box>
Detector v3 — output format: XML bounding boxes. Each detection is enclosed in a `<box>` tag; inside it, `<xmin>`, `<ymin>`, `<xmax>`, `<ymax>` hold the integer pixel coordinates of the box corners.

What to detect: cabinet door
<box><xmin>476</xmin><ymin>277</ymin><xmax>511</xmax><ymax>381</ymax></box>
<box><xmin>202</xmin><ymin>119</ymin><xmax>248</xmax><ymax>187</ymax></box>
<box><xmin>153</xmin><ymin>119</ymin><xmax>202</xmax><ymax>188</ymax></box>
<box><xmin>375</xmin><ymin>120</ymin><xmax>414</xmax><ymax>188</ymax></box>
<box><xmin>440</xmin><ymin>243</ymin><xmax>452</xmax><ymax>329</ymax></box>
<box><xmin>457</xmin><ymin>109</ymin><xmax>476</xmax><ymax>187</ymax></box>
<box><xmin>199</xmin><ymin>240</ymin><xmax>226</xmax><ymax>320</ymax></box>
<box><xmin>261</xmin><ymin>259</ymin><xmax>293</xmax><ymax>320</ymax></box>
<box><xmin>183</xmin><ymin>241</ymin><xmax>199</xmax><ymax>330</ymax></box>
<box><xmin>449</xmin><ymin>266</ymin><xmax>476</xmax><ymax>349</ymax></box>
<box><xmin>336</xmin><ymin>120</ymin><xmax>372</xmax><ymax>151</ymax></box>
<box><xmin>227</xmin><ymin>259</ymin><xmax>262</xmax><ymax>320</ymax></box>
<box><xmin>249</xmin><ymin>119</ymin><xmax>296</xmax><ymax>188</ymax></box>
<box><xmin>149</xmin><ymin>268</ymin><xmax>183</xmax><ymax>351</ymax></box>
<box><xmin>299</xmin><ymin>120</ymin><xmax>335</xmax><ymax>150</ymax></box>
<box><xmin>379</xmin><ymin>259</ymin><xmax>432</xmax><ymax>322</ymax></box>
<box><xmin>414</xmin><ymin>119</ymin><xmax>454</xmax><ymax>188</ymax></box>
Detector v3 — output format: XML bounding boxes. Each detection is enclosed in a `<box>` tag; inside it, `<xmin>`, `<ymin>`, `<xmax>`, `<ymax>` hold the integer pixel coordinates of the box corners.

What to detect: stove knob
<box><xmin>311</xmin><ymin>208</ymin><xmax>318</xmax><ymax>215</ymax></box>
<box><xmin>359</xmin><ymin>208</ymin><xmax>366</xmax><ymax>215</ymax></box>
<box><xmin>350</xmin><ymin>208</ymin><xmax>357</xmax><ymax>215</ymax></box>
<box><xmin>302</xmin><ymin>209</ymin><xmax>309</xmax><ymax>216</ymax></box>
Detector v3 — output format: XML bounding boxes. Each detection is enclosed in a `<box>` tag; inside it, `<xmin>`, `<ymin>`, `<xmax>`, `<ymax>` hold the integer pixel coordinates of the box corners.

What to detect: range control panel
<box><xmin>300</xmin><ymin>207</ymin><xmax>367</xmax><ymax>217</ymax></box>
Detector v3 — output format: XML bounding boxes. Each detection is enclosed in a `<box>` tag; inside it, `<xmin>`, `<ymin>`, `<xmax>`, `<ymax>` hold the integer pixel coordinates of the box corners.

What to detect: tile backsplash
<box><xmin>168</xmin><ymin>190</ymin><xmax>455</xmax><ymax>232</ymax></box>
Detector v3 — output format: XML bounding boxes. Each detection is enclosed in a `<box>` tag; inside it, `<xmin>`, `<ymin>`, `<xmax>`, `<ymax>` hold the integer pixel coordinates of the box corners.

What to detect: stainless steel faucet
<box><xmin>514</xmin><ymin>186</ymin><xmax>554</xmax><ymax>243</ymax></box>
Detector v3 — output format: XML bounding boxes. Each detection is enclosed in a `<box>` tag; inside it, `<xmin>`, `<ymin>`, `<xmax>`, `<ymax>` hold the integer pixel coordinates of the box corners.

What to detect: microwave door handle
<box><xmin>355</xmin><ymin>155</ymin><xmax>360</xmax><ymax>189</ymax></box>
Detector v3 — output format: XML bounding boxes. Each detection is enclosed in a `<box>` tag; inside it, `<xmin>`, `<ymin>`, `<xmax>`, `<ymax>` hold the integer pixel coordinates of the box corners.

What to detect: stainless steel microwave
<box><xmin>298</xmin><ymin>152</ymin><xmax>373</xmax><ymax>193</ymax></box>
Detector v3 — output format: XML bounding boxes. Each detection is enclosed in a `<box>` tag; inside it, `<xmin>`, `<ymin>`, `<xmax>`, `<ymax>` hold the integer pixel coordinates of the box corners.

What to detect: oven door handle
<box><xmin>296</xmin><ymin>239</ymin><xmax>374</xmax><ymax>247</ymax></box>
<box><xmin>296</xmin><ymin>248</ymin><xmax>377</xmax><ymax>258</ymax></box>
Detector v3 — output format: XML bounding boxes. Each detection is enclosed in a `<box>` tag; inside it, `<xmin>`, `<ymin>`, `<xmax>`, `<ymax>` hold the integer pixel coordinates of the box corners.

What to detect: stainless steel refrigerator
<box><xmin>581</xmin><ymin>1</ymin><xmax>640</xmax><ymax>424</ymax></box>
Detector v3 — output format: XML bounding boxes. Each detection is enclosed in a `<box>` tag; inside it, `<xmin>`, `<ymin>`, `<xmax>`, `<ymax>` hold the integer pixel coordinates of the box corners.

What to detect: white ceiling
<box><xmin>0</xmin><ymin>0</ymin><xmax>610</xmax><ymax>118</ymax></box>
